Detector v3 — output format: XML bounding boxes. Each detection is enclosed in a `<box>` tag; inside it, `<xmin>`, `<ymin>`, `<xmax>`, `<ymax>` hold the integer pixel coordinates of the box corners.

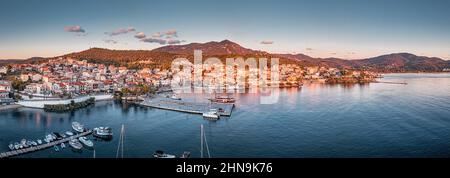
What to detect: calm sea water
<box><xmin>1</xmin><ymin>73</ymin><xmax>450</xmax><ymax>158</ymax></box>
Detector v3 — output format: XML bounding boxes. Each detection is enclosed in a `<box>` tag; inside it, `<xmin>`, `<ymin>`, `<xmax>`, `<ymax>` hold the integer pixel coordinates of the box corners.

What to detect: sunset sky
<box><xmin>0</xmin><ymin>0</ymin><xmax>449</xmax><ymax>60</ymax></box>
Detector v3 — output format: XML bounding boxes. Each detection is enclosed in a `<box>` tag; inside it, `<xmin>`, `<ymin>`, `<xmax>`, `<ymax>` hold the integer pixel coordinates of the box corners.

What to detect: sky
<box><xmin>0</xmin><ymin>0</ymin><xmax>449</xmax><ymax>60</ymax></box>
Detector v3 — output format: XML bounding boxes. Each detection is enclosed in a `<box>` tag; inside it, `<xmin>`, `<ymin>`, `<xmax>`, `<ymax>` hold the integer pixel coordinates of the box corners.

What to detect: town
<box><xmin>0</xmin><ymin>57</ymin><xmax>379</xmax><ymax>107</ymax></box>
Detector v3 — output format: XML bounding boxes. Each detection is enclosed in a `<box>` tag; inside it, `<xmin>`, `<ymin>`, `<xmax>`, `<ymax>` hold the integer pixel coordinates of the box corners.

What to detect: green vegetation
<box><xmin>44</xmin><ymin>97</ymin><xmax>95</xmax><ymax>112</ymax></box>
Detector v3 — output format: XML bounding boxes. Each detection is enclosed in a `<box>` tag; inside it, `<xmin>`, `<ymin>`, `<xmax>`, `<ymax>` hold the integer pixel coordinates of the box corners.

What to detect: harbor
<box><xmin>0</xmin><ymin>130</ymin><xmax>92</xmax><ymax>158</ymax></box>
<box><xmin>138</xmin><ymin>97</ymin><xmax>235</xmax><ymax>116</ymax></box>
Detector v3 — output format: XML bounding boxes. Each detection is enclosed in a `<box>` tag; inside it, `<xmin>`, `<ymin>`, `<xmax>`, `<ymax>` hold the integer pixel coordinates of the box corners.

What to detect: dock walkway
<box><xmin>138</xmin><ymin>97</ymin><xmax>234</xmax><ymax>116</ymax></box>
<box><xmin>0</xmin><ymin>130</ymin><xmax>92</xmax><ymax>158</ymax></box>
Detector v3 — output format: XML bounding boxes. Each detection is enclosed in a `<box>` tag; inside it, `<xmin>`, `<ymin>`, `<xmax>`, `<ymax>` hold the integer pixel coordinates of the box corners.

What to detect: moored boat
<box><xmin>60</xmin><ymin>143</ymin><xmax>66</xmax><ymax>149</ymax></box>
<box><xmin>153</xmin><ymin>150</ymin><xmax>176</xmax><ymax>158</ymax></box>
<box><xmin>93</xmin><ymin>127</ymin><xmax>113</xmax><ymax>139</ymax></box>
<box><xmin>69</xmin><ymin>139</ymin><xmax>83</xmax><ymax>150</ymax></box>
<box><xmin>78</xmin><ymin>136</ymin><xmax>94</xmax><ymax>147</ymax></box>
<box><xmin>8</xmin><ymin>143</ymin><xmax>14</xmax><ymax>151</ymax></box>
<box><xmin>65</xmin><ymin>131</ymin><xmax>74</xmax><ymax>136</ymax></box>
<box><xmin>72</xmin><ymin>122</ymin><xmax>84</xmax><ymax>133</ymax></box>
<box><xmin>180</xmin><ymin>151</ymin><xmax>191</xmax><ymax>158</ymax></box>
<box><xmin>202</xmin><ymin>109</ymin><xmax>220</xmax><ymax>120</ymax></box>
<box><xmin>37</xmin><ymin>139</ymin><xmax>42</xmax><ymax>145</ymax></box>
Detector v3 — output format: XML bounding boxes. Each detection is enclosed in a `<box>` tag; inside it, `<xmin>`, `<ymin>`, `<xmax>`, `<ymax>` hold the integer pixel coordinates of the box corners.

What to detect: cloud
<box><xmin>105</xmin><ymin>27</ymin><xmax>136</xmax><ymax>36</ymax></box>
<box><xmin>64</xmin><ymin>25</ymin><xmax>86</xmax><ymax>33</ymax></box>
<box><xmin>152</xmin><ymin>32</ymin><xmax>164</xmax><ymax>38</ymax></box>
<box><xmin>141</xmin><ymin>38</ymin><xmax>167</xmax><ymax>45</ymax></box>
<box><xmin>134</xmin><ymin>32</ymin><xmax>146</xmax><ymax>39</ymax></box>
<box><xmin>260</xmin><ymin>40</ymin><xmax>274</xmax><ymax>45</ymax></box>
<box><xmin>167</xmin><ymin>39</ymin><xmax>185</xmax><ymax>45</ymax></box>
<box><xmin>103</xmin><ymin>39</ymin><xmax>118</xmax><ymax>44</ymax></box>
<box><xmin>165</xmin><ymin>29</ymin><xmax>178</xmax><ymax>37</ymax></box>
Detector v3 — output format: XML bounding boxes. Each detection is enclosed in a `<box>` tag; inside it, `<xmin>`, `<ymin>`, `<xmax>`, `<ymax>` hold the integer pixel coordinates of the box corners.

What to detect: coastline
<box><xmin>0</xmin><ymin>104</ymin><xmax>22</xmax><ymax>111</ymax></box>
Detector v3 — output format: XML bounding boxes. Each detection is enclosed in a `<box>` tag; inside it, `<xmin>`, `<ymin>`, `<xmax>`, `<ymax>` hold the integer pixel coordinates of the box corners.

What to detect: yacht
<box><xmin>202</xmin><ymin>109</ymin><xmax>220</xmax><ymax>120</ymax></box>
<box><xmin>93</xmin><ymin>127</ymin><xmax>113</xmax><ymax>139</ymax></box>
<box><xmin>20</xmin><ymin>139</ymin><xmax>28</xmax><ymax>148</ymax></box>
<box><xmin>72</xmin><ymin>122</ymin><xmax>84</xmax><ymax>133</ymax></box>
<box><xmin>153</xmin><ymin>150</ymin><xmax>176</xmax><ymax>158</ymax></box>
<box><xmin>69</xmin><ymin>139</ymin><xmax>83</xmax><ymax>150</ymax></box>
<box><xmin>31</xmin><ymin>141</ymin><xmax>38</xmax><ymax>146</ymax></box>
<box><xmin>65</xmin><ymin>131</ymin><xmax>74</xmax><ymax>136</ymax></box>
<box><xmin>78</xmin><ymin>137</ymin><xmax>94</xmax><ymax>147</ymax></box>
<box><xmin>37</xmin><ymin>139</ymin><xmax>42</xmax><ymax>145</ymax></box>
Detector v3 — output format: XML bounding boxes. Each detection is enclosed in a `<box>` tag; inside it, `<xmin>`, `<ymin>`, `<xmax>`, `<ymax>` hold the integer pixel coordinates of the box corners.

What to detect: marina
<box><xmin>0</xmin><ymin>130</ymin><xmax>92</xmax><ymax>158</ymax></box>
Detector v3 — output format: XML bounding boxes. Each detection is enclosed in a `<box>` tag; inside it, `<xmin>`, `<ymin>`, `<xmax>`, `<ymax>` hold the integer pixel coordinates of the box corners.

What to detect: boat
<box><xmin>65</xmin><ymin>131</ymin><xmax>74</xmax><ymax>136</ymax></box>
<box><xmin>37</xmin><ymin>139</ymin><xmax>42</xmax><ymax>145</ymax></box>
<box><xmin>14</xmin><ymin>142</ymin><xmax>20</xmax><ymax>150</ymax></box>
<box><xmin>202</xmin><ymin>109</ymin><xmax>220</xmax><ymax>120</ymax></box>
<box><xmin>54</xmin><ymin>145</ymin><xmax>59</xmax><ymax>152</ymax></box>
<box><xmin>208</xmin><ymin>95</ymin><xmax>235</xmax><ymax>103</ymax></box>
<box><xmin>31</xmin><ymin>141</ymin><xmax>38</xmax><ymax>146</ymax></box>
<box><xmin>78</xmin><ymin>137</ymin><xmax>94</xmax><ymax>147</ymax></box>
<box><xmin>26</xmin><ymin>141</ymin><xmax>33</xmax><ymax>147</ymax></box>
<box><xmin>180</xmin><ymin>151</ymin><xmax>191</xmax><ymax>158</ymax></box>
<box><xmin>93</xmin><ymin>127</ymin><xmax>113</xmax><ymax>139</ymax></box>
<box><xmin>52</xmin><ymin>132</ymin><xmax>63</xmax><ymax>140</ymax></box>
<box><xmin>153</xmin><ymin>150</ymin><xmax>176</xmax><ymax>158</ymax></box>
<box><xmin>60</xmin><ymin>133</ymin><xmax>67</xmax><ymax>138</ymax></box>
<box><xmin>69</xmin><ymin>139</ymin><xmax>83</xmax><ymax>150</ymax></box>
<box><xmin>60</xmin><ymin>143</ymin><xmax>66</xmax><ymax>149</ymax></box>
<box><xmin>20</xmin><ymin>139</ymin><xmax>28</xmax><ymax>148</ymax></box>
<box><xmin>168</xmin><ymin>94</ymin><xmax>181</xmax><ymax>100</ymax></box>
<box><xmin>8</xmin><ymin>143</ymin><xmax>14</xmax><ymax>151</ymax></box>
<box><xmin>72</xmin><ymin>122</ymin><xmax>85</xmax><ymax>133</ymax></box>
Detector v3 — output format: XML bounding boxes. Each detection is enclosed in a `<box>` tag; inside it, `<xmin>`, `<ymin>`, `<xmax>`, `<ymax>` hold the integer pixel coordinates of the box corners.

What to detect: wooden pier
<box><xmin>138</xmin><ymin>97</ymin><xmax>234</xmax><ymax>116</ymax></box>
<box><xmin>0</xmin><ymin>130</ymin><xmax>92</xmax><ymax>158</ymax></box>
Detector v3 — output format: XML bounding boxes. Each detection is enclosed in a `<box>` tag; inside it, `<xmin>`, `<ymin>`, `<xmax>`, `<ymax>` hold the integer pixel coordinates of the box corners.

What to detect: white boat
<box><xmin>180</xmin><ymin>151</ymin><xmax>191</xmax><ymax>158</ymax></box>
<box><xmin>8</xmin><ymin>144</ymin><xmax>14</xmax><ymax>151</ymax></box>
<box><xmin>65</xmin><ymin>131</ymin><xmax>74</xmax><ymax>136</ymax></box>
<box><xmin>78</xmin><ymin>137</ymin><xmax>94</xmax><ymax>147</ymax></box>
<box><xmin>21</xmin><ymin>139</ymin><xmax>28</xmax><ymax>148</ymax></box>
<box><xmin>169</xmin><ymin>94</ymin><xmax>182</xmax><ymax>100</ymax></box>
<box><xmin>69</xmin><ymin>139</ymin><xmax>83</xmax><ymax>150</ymax></box>
<box><xmin>93</xmin><ymin>127</ymin><xmax>113</xmax><ymax>139</ymax></box>
<box><xmin>202</xmin><ymin>109</ymin><xmax>220</xmax><ymax>120</ymax></box>
<box><xmin>72</xmin><ymin>122</ymin><xmax>84</xmax><ymax>133</ymax></box>
<box><xmin>31</xmin><ymin>141</ymin><xmax>38</xmax><ymax>146</ymax></box>
<box><xmin>61</xmin><ymin>143</ymin><xmax>66</xmax><ymax>149</ymax></box>
<box><xmin>14</xmin><ymin>142</ymin><xmax>20</xmax><ymax>150</ymax></box>
<box><xmin>37</xmin><ymin>140</ymin><xmax>42</xmax><ymax>145</ymax></box>
<box><xmin>153</xmin><ymin>150</ymin><xmax>176</xmax><ymax>158</ymax></box>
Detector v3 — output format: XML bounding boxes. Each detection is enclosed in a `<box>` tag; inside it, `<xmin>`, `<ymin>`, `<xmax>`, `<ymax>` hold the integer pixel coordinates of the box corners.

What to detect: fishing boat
<box><xmin>54</xmin><ymin>145</ymin><xmax>59</xmax><ymax>152</ymax></box>
<box><xmin>72</xmin><ymin>122</ymin><xmax>84</xmax><ymax>133</ymax></box>
<box><xmin>153</xmin><ymin>150</ymin><xmax>176</xmax><ymax>158</ymax></box>
<box><xmin>65</xmin><ymin>131</ymin><xmax>74</xmax><ymax>136</ymax></box>
<box><xmin>8</xmin><ymin>143</ymin><xmax>14</xmax><ymax>151</ymax></box>
<box><xmin>180</xmin><ymin>151</ymin><xmax>191</xmax><ymax>158</ymax></box>
<box><xmin>202</xmin><ymin>109</ymin><xmax>220</xmax><ymax>120</ymax></box>
<box><xmin>78</xmin><ymin>137</ymin><xmax>94</xmax><ymax>147</ymax></box>
<box><xmin>93</xmin><ymin>127</ymin><xmax>113</xmax><ymax>139</ymax></box>
<box><xmin>69</xmin><ymin>139</ymin><xmax>83</xmax><ymax>150</ymax></box>
<box><xmin>37</xmin><ymin>139</ymin><xmax>42</xmax><ymax>145</ymax></box>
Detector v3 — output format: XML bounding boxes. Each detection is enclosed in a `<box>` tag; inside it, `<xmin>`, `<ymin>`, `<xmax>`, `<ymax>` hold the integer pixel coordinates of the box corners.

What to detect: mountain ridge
<box><xmin>1</xmin><ymin>40</ymin><xmax>449</xmax><ymax>72</ymax></box>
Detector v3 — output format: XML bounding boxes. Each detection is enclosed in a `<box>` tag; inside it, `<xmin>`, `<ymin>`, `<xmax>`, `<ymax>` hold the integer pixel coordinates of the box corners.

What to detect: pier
<box><xmin>138</xmin><ymin>97</ymin><xmax>234</xmax><ymax>116</ymax></box>
<box><xmin>0</xmin><ymin>130</ymin><xmax>92</xmax><ymax>158</ymax></box>
<box><xmin>375</xmin><ymin>81</ymin><xmax>408</xmax><ymax>85</ymax></box>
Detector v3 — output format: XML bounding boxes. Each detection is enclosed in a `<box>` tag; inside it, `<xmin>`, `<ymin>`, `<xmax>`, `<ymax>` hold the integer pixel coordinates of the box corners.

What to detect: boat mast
<box><xmin>200</xmin><ymin>124</ymin><xmax>203</xmax><ymax>158</ymax></box>
<box><xmin>116</xmin><ymin>124</ymin><xmax>125</xmax><ymax>158</ymax></box>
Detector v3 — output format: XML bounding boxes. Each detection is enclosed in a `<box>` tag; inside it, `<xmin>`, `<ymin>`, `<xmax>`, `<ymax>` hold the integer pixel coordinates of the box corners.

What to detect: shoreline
<box><xmin>0</xmin><ymin>104</ymin><xmax>22</xmax><ymax>111</ymax></box>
